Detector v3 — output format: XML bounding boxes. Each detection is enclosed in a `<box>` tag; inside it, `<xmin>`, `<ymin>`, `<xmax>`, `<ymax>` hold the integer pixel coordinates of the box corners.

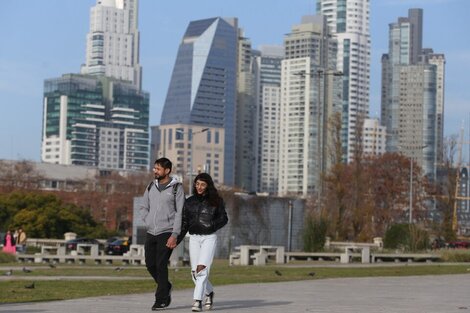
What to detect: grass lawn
<box><xmin>1</xmin><ymin>261</ymin><xmax>469</xmax><ymax>303</ymax></box>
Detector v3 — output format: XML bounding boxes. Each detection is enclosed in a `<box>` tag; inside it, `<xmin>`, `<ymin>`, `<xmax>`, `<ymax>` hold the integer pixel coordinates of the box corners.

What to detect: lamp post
<box><xmin>293</xmin><ymin>69</ymin><xmax>343</xmax><ymax>198</ymax></box>
<box><xmin>398</xmin><ymin>144</ymin><xmax>428</xmax><ymax>223</ymax></box>
<box><xmin>188</xmin><ymin>127</ymin><xmax>209</xmax><ymax>196</ymax></box>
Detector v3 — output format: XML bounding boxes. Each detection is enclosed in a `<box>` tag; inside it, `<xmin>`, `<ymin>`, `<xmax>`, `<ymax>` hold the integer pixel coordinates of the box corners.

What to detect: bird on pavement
<box><xmin>3</xmin><ymin>269</ymin><xmax>13</xmax><ymax>276</ymax></box>
<box><xmin>24</xmin><ymin>282</ymin><xmax>35</xmax><ymax>289</ymax></box>
<box><xmin>274</xmin><ymin>270</ymin><xmax>282</xmax><ymax>276</ymax></box>
<box><xmin>22</xmin><ymin>267</ymin><xmax>32</xmax><ymax>273</ymax></box>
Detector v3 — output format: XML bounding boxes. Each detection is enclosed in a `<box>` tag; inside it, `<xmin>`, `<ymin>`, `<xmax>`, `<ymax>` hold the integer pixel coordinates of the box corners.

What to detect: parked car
<box><xmin>447</xmin><ymin>241</ymin><xmax>470</xmax><ymax>249</ymax></box>
<box><xmin>65</xmin><ymin>238</ymin><xmax>101</xmax><ymax>251</ymax></box>
<box><xmin>105</xmin><ymin>239</ymin><xmax>130</xmax><ymax>255</ymax></box>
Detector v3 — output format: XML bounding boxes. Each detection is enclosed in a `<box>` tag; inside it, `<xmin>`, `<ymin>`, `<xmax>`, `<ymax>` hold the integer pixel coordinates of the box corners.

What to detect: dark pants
<box><xmin>145</xmin><ymin>232</ymin><xmax>173</xmax><ymax>303</ymax></box>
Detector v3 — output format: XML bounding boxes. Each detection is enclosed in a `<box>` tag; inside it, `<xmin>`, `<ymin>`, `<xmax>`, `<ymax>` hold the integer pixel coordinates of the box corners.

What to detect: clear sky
<box><xmin>0</xmin><ymin>0</ymin><xmax>468</xmax><ymax>161</ymax></box>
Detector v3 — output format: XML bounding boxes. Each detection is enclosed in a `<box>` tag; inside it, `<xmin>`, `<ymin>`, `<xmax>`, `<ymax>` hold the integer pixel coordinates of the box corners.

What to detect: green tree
<box><xmin>303</xmin><ymin>215</ymin><xmax>327</xmax><ymax>252</ymax></box>
<box><xmin>1</xmin><ymin>192</ymin><xmax>111</xmax><ymax>238</ymax></box>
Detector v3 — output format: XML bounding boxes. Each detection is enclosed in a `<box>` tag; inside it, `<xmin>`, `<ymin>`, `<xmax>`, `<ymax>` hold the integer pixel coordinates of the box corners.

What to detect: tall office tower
<box><xmin>381</xmin><ymin>8</ymin><xmax>444</xmax><ymax>179</ymax></box>
<box><xmin>234</xmin><ymin>30</ymin><xmax>257</xmax><ymax>191</ymax></box>
<box><xmin>422</xmin><ymin>50</ymin><xmax>446</xmax><ymax>164</ymax></box>
<box><xmin>81</xmin><ymin>0</ymin><xmax>142</xmax><ymax>90</ymax></box>
<box><xmin>316</xmin><ymin>0</ymin><xmax>371</xmax><ymax>162</ymax></box>
<box><xmin>41</xmin><ymin>74</ymin><xmax>149</xmax><ymax>171</ymax></box>
<box><xmin>278</xmin><ymin>16</ymin><xmax>342</xmax><ymax>197</ymax></box>
<box><xmin>362</xmin><ymin>118</ymin><xmax>386</xmax><ymax>157</ymax></box>
<box><xmin>160</xmin><ymin>17</ymin><xmax>238</xmax><ymax>186</ymax></box>
<box><xmin>253</xmin><ymin>46</ymin><xmax>284</xmax><ymax>194</ymax></box>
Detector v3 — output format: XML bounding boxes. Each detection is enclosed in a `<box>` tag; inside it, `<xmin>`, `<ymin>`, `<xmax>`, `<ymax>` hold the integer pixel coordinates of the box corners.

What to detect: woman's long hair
<box><xmin>192</xmin><ymin>173</ymin><xmax>222</xmax><ymax>207</ymax></box>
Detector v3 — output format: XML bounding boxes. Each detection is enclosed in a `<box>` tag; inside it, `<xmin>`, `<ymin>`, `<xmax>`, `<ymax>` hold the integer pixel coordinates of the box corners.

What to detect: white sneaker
<box><xmin>205</xmin><ymin>292</ymin><xmax>214</xmax><ymax>310</ymax></box>
<box><xmin>192</xmin><ymin>300</ymin><xmax>202</xmax><ymax>312</ymax></box>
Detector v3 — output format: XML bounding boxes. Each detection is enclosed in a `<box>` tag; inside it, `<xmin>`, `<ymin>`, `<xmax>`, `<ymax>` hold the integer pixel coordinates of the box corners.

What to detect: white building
<box><xmin>317</xmin><ymin>0</ymin><xmax>371</xmax><ymax>161</ymax></box>
<box><xmin>362</xmin><ymin>118</ymin><xmax>386</xmax><ymax>157</ymax></box>
<box><xmin>81</xmin><ymin>0</ymin><xmax>142</xmax><ymax>89</ymax></box>
<box><xmin>151</xmin><ymin>124</ymin><xmax>225</xmax><ymax>185</ymax></box>
<box><xmin>278</xmin><ymin>16</ymin><xmax>341</xmax><ymax>197</ymax></box>
<box><xmin>254</xmin><ymin>46</ymin><xmax>284</xmax><ymax>194</ymax></box>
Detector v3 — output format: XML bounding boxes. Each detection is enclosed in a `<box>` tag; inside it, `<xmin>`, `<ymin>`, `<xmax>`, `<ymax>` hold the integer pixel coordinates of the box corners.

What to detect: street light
<box><xmin>189</xmin><ymin>127</ymin><xmax>209</xmax><ymax>196</ymax></box>
<box><xmin>398</xmin><ymin>144</ymin><xmax>428</xmax><ymax>223</ymax></box>
<box><xmin>293</xmin><ymin>69</ymin><xmax>343</xmax><ymax>198</ymax></box>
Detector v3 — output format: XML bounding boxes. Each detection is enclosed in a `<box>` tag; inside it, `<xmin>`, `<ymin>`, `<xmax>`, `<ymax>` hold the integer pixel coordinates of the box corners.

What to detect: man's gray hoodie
<box><xmin>139</xmin><ymin>177</ymin><xmax>185</xmax><ymax>238</ymax></box>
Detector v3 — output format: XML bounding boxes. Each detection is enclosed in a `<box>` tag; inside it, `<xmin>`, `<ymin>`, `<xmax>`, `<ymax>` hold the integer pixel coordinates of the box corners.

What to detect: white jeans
<box><xmin>189</xmin><ymin>233</ymin><xmax>217</xmax><ymax>301</ymax></box>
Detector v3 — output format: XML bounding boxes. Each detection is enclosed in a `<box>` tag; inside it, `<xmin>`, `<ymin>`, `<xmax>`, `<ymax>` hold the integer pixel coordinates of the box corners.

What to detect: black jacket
<box><xmin>180</xmin><ymin>194</ymin><xmax>228</xmax><ymax>236</ymax></box>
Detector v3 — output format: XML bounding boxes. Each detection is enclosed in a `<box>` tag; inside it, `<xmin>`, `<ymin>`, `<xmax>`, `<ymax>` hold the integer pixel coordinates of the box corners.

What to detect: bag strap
<box><xmin>148</xmin><ymin>181</ymin><xmax>179</xmax><ymax>212</ymax></box>
<box><xmin>173</xmin><ymin>183</ymin><xmax>179</xmax><ymax>211</ymax></box>
<box><xmin>147</xmin><ymin>181</ymin><xmax>154</xmax><ymax>192</ymax></box>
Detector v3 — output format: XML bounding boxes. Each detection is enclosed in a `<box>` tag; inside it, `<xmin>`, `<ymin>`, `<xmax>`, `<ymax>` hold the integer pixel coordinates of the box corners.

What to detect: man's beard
<box><xmin>155</xmin><ymin>174</ymin><xmax>165</xmax><ymax>181</ymax></box>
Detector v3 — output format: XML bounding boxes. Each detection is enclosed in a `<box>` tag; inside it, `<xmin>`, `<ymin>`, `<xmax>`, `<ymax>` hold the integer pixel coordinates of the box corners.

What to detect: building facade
<box><xmin>234</xmin><ymin>30</ymin><xmax>257</xmax><ymax>191</ymax></box>
<box><xmin>362</xmin><ymin>118</ymin><xmax>386</xmax><ymax>157</ymax></box>
<box><xmin>159</xmin><ymin>17</ymin><xmax>238</xmax><ymax>186</ymax></box>
<box><xmin>381</xmin><ymin>9</ymin><xmax>444</xmax><ymax>179</ymax></box>
<box><xmin>81</xmin><ymin>0</ymin><xmax>142</xmax><ymax>89</ymax></box>
<box><xmin>254</xmin><ymin>46</ymin><xmax>284</xmax><ymax>194</ymax></box>
<box><xmin>278</xmin><ymin>16</ymin><xmax>341</xmax><ymax>197</ymax></box>
<box><xmin>41</xmin><ymin>74</ymin><xmax>149</xmax><ymax>171</ymax></box>
<box><xmin>151</xmin><ymin>124</ymin><xmax>225</xmax><ymax>185</ymax></box>
<box><xmin>316</xmin><ymin>0</ymin><xmax>371</xmax><ymax>162</ymax></box>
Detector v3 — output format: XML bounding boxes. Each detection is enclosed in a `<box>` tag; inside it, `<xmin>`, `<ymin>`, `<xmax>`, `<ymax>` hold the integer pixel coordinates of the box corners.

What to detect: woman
<box><xmin>181</xmin><ymin>173</ymin><xmax>228</xmax><ymax>312</ymax></box>
<box><xmin>2</xmin><ymin>230</ymin><xmax>16</xmax><ymax>254</ymax></box>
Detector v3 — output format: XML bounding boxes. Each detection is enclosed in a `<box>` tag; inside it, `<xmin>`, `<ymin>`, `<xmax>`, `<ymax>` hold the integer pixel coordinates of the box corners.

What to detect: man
<box><xmin>140</xmin><ymin>157</ymin><xmax>185</xmax><ymax>311</ymax></box>
<box><xmin>16</xmin><ymin>228</ymin><xmax>27</xmax><ymax>253</ymax></box>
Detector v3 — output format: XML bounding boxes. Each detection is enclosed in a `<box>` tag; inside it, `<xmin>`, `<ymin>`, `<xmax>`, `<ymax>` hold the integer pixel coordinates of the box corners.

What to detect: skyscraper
<box><xmin>235</xmin><ymin>29</ymin><xmax>257</xmax><ymax>191</ymax></box>
<box><xmin>42</xmin><ymin>0</ymin><xmax>149</xmax><ymax>171</ymax></box>
<box><xmin>381</xmin><ymin>8</ymin><xmax>444</xmax><ymax>179</ymax></box>
<box><xmin>42</xmin><ymin>74</ymin><xmax>149</xmax><ymax>170</ymax></box>
<box><xmin>81</xmin><ymin>0</ymin><xmax>142</xmax><ymax>89</ymax></box>
<box><xmin>253</xmin><ymin>46</ymin><xmax>284</xmax><ymax>194</ymax></box>
<box><xmin>278</xmin><ymin>16</ymin><xmax>341</xmax><ymax>197</ymax></box>
<box><xmin>159</xmin><ymin>17</ymin><xmax>238</xmax><ymax>186</ymax></box>
<box><xmin>316</xmin><ymin>0</ymin><xmax>371</xmax><ymax>162</ymax></box>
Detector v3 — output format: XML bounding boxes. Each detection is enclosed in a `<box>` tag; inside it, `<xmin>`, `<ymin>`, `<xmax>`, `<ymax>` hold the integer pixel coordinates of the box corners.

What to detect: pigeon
<box><xmin>22</xmin><ymin>267</ymin><xmax>32</xmax><ymax>273</ymax></box>
<box><xmin>274</xmin><ymin>270</ymin><xmax>282</xmax><ymax>276</ymax></box>
<box><xmin>3</xmin><ymin>270</ymin><xmax>13</xmax><ymax>276</ymax></box>
<box><xmin>308</xmin><ymin>272</ymin><xmax>316</xmax><ymax>277</ymax></box>
<box><xmin>24</xmin><ymin>282</ymin><xmax>35</xmax><ymax>289</ymax></box>
<box><xmin>48</xmin><ymin>263</ymin><xmax>56</xmax><ymax>268</ymax></box>
<box><xmin>114</xmin><ymin>267</ymin><xmax>123</xmax><ymax>272</ymax></box>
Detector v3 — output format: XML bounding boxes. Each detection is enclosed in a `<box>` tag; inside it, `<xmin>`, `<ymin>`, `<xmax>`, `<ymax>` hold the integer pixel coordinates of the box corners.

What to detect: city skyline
<box><xmin>1</xmin><ymin>0</ymin><xmax>469</xmax><ymax>161</ymax></box>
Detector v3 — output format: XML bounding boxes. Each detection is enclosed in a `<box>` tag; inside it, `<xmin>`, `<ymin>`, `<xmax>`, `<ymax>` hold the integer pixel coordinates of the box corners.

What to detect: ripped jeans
<box><xmin>189</xmin><ymin>233</ymin><xmax>217</xmax><ymax>301</ymax></box>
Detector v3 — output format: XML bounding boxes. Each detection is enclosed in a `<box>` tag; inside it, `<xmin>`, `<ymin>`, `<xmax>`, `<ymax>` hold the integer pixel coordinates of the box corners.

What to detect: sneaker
<box><xmin>205</xmin><ymin>292</ymin><xmax>214</xmax><ymax>310</ymax></box>
<box><xmin>192</xmin><ymin>300</ymin><xmax>202</xmax><ymax>312</ymax></box>
<box><xmin>151</xmin><ymin>301</ymin><xmax>168</xmax><ymax>311</ymax></box>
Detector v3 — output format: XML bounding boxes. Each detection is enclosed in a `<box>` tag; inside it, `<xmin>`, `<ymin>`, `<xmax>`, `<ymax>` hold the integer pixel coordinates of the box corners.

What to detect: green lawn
<box><xmin>1</xmin><ymin>262</ymin><xmax>469</xmax><ymax>303</ymax></box>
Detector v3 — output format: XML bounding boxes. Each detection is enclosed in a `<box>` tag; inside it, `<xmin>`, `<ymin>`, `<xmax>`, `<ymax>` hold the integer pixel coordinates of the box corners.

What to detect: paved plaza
<box><xmin>1</xmin><ymin>274</ymin><xmax>469</xmax><ymax>313</ymax></box>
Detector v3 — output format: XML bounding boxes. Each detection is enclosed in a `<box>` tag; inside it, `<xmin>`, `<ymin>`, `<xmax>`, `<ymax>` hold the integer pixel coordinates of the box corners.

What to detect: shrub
<box><xmin>439</xmin><ymin>250</ymin><xmax>470</xmax><ymax>262</ymax></box>
<box><xmin>303</xmin><ymin>215</ymin><xmax>327</xmax><ymax>252</ymax></box>
<box><xmin>0</xmin><ymin>251</ymin><xmax>16</xmax><ymax>263</ymax></box>
<box><xmin>384</xmin><ymin>223</ymin><xmax>429</xmax><ymax>252</ymax></box>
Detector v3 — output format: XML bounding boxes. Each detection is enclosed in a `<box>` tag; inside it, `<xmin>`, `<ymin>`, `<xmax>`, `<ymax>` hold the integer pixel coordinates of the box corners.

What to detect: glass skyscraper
<box><xmin>42</xmin><ymin>74</ymin><xmax>149</xmax><ymax>170</ymax></box>
<box><xmin>381</xmin><ymin>9</ymin><xmax>444</xmax><ymax>179</ymax></box>
<box><xmin>160</xmin><ymin>17</ymin><xmax>238</xmax><ymax>186</ymax></box>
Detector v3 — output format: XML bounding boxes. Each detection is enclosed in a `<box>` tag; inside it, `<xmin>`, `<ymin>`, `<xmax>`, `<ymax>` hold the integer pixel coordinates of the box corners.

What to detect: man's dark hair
<box><xmin>155</xmin><ymin>157</ymin><xmax>172</xmax><ymax>172</ymax></box>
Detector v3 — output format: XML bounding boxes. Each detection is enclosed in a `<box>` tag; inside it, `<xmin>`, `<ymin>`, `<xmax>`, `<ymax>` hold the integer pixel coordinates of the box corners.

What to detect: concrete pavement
<box><xmin>1</xmin><ymin>274</ymin><xmax>469</xmax><ymax>313</ymax></box>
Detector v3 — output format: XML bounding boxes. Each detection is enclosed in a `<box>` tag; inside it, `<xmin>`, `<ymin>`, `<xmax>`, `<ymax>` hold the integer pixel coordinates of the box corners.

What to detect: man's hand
<box><xmin>166</xmin><ymin>236</ymin><xmax>177</xmax><ymax>249</ymax></box>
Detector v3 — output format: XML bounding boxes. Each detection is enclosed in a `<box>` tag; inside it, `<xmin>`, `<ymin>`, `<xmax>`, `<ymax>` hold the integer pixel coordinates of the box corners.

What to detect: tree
<box><xmin>0</xmin><ymin>192</ymin><xmax>112</xmax><ymax>238</ymax></box>
<box><xmin>303</xmin><ymin>214</ymin><xmax>327</xmax><ymax>252</ymax></box>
